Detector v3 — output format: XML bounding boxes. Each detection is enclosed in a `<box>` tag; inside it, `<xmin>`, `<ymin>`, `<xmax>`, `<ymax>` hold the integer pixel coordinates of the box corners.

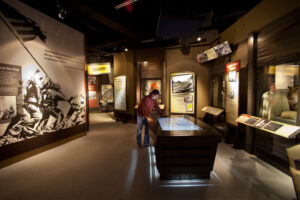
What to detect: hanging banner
<box><xmin>225</xmin><ymin>60</ymin><xmax>240</xmax><ymax>126</ymax></box>
<box><xmin>196</xmin><ymin>41</ymin><xmax>232</xmax><ymax>63</ymax></box>
<box><xmin>114</xmin><ymin>76</ymin><xmax>126</xmax><ymax>111</ymax></box>
<box><xmin>170</xmin><ymin>72</ymin><xmax>195</xmax><ymax>114</ymax></box>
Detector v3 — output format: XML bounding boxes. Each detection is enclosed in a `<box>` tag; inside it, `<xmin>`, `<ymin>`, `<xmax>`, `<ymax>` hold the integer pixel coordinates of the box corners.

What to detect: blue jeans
<box><xmin>136</xmin><ymin>115</ymin><xmax>149</xmax><ymax>145</ymax></box>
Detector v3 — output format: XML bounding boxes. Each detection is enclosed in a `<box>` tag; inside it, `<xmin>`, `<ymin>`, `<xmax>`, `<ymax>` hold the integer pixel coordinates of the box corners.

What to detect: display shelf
<box><xmin>201</xmin><ymin>106</ymin><xmax>224</xmax><ymax>116</ymax></box>
<box><xmin>236</xmin><ymin>114</ymin><xmax>300</xmax><ymax>139</ymax></box>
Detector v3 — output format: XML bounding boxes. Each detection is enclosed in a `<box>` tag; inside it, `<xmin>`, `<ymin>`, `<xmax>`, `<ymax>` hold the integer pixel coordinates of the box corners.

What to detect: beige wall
<box><xmin>220</xmin><ymin>0</ymin><xmax>300</xmax><ymax>44</ymax></box>
<box><xmin>231</xmin><ymin>40</ymin><xmax>248</xmax><ymax>68</ymax></box>
<box><xmin>113</xmin><ymin>51</ymin><xmax>136</xmax><ymax>114</ymax></box>
<box><xmin>165</xmin><ymin>46</ymin><xmax>210</xmax><ymax>118</ymax></box>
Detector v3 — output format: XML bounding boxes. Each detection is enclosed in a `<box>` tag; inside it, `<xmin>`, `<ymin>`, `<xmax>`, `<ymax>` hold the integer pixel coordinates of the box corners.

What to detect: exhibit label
<box><xmin>114</xmin><ymin>76</ymin><xmax>126</xmax><ymax>111</ymax></box>
<box><xmin>170</xmin><ymin>72</ymin><xmax>195</xmax><ymax>114</ymax></box>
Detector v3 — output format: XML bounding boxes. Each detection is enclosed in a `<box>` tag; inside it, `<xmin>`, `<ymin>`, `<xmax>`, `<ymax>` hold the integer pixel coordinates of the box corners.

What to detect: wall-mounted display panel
<box><xmin>114</xmin><ymin>76</ymin><xmax>126</xmax><ymax>111</ymax></box>
<box><xmin>0</xmin><ymin>0</ymin><xmax>85</xmax><ymax>147</ymax></box>
<box><xmin>88</xmin><ymin>76</ymin><xmax>98</xmax><ymax>108</ymax></box>
<box><xmin>170</xmin><ymin>72</ymin><xmax>195</xmax><ymax>114</ymax></box>
<box><xmin>101</xmin><ymin>84</ymin><xmax>113</xmax><ymax>103</ymax></box>
<box><xmin>226</xmin><ymin>60</ymin><xmax>240</xmax><ymax>126</ymax></box>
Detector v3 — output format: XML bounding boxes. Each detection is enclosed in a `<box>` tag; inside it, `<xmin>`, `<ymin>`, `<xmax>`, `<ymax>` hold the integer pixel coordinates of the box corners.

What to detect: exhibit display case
<box><xmin>254</xmin><ymin>63</ymin><xmax>300</xmax><ymax>162</ymax></box>
<box><xmin>153</xmin><ymin>115</ymin><xmax>221</xmax><ymax>180</ymax></box>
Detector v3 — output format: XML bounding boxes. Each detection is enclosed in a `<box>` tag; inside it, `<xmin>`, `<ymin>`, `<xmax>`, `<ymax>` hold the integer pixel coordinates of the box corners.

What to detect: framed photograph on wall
<box><xmin>170</xmin><ymin>72</ymin><xmax>195</xmax><ymax>114</ymax></box>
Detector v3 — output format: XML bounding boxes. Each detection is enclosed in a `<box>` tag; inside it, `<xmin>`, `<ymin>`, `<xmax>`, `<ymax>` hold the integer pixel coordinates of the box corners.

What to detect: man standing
<box><xmin>137</xmin><ymin>89</ymin><xmax>162</xmax><ymax>148</ymax></box>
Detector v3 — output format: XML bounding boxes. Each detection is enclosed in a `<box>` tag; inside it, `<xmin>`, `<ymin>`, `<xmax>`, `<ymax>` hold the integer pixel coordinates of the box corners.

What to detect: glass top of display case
<box><xmin>158</xmin><ymin>117</ymin><xmax>202</xmax><ymax>131</ymax></box>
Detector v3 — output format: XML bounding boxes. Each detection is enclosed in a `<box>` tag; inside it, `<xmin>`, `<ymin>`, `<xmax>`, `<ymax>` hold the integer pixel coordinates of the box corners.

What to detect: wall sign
<box><xmin>225</xmin><ymin>60</ymin><xmax>240</xmax><ymax>126</ymax></box>
<box><xmin>114</xmin><ymin>76</ymin><xmax>126</xmax><ymax>111</ymax></box>
<box><xmin>170</xmin><ymin>72</ymin><xmax>195</xmax><ymax>114</ymax></box>
<box><xmin>88</xmin><ymin>63</ymin><xmax>111</xmax><ymax>75</ymax></box>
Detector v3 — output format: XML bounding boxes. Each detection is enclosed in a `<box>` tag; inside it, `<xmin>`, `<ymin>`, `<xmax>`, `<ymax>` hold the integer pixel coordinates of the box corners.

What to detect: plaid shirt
<box><xmin>137</xmin><ymin>96</ymin><xmax>162</xmax><ymax>117</ymax></box>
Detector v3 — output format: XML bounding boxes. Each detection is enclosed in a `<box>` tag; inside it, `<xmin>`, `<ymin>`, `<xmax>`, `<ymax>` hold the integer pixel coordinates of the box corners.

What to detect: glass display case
<box><xmin>255</xmin><ymin>62</ymin><xmax>300</xmax><ymax>162</ymax></box>
<box><xmin>256</xmin><ymin>63</ymin><xmax>299</xmax><ymax>125</ymax></box>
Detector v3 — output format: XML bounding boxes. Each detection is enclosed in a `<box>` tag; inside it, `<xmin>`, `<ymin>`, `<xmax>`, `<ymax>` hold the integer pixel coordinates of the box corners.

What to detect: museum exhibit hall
<box><xmin>1</xmin><ymin>0</ymin><xmax>300</xmax><ymax>199</ymax></box>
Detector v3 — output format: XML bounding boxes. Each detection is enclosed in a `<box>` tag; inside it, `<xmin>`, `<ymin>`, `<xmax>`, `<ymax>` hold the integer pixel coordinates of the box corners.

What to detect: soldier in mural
<box><xmin>0</xmin><ymin>70</ymin><xmax>85</xmax><ymax>146</ymax></box>
<box><xmin>63</xmin><ymin>95</ymin><xmax>85</xmax><ymax>129</ymax></box>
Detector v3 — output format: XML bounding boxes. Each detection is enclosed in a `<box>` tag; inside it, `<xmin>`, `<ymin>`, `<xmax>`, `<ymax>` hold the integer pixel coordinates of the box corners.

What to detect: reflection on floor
<box><xmin>0</xmin><ymin>113</ymin><xmax>296</xmax><ymax>200</ymax></box>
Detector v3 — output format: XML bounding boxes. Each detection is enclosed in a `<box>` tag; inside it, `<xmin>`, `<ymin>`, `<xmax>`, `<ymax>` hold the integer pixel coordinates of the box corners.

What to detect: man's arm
<box><xmin>154</xmin><ymin>100</ymin><xmax>162</xmax><ymax>116</ymax></box>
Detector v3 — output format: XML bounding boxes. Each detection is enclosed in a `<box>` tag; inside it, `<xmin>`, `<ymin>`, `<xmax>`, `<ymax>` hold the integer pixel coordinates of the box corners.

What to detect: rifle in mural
<box><xmin>0</xmin><ymin>0</ymin><xmax>85</xmax><ymax>146</ymax></box>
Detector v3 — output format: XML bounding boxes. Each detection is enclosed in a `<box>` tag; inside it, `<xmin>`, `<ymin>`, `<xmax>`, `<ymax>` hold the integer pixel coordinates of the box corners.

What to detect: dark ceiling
<box><xmin>19</xmin><ymin>0</ymin><xmax>261</xmax><ymax>61</ymax></box>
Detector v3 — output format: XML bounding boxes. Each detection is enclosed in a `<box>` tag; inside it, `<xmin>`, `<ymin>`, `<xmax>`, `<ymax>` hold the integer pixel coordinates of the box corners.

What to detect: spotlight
<box><xmin>124</xmin><ymin>48</ymin><xmax>128</xmax><ymax>52</ymax></box>
<box><xmin>197</xmin><ymin>37</ymin><xmax>202</xmax><ymax>42</ymax></box>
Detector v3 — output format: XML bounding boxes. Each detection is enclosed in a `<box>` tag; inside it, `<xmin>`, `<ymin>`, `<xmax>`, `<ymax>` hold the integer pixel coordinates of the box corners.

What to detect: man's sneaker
<box><xmin>138</xmin><ymin>144</ymin><xmax>142</xmax><ymax>149</ymax></box>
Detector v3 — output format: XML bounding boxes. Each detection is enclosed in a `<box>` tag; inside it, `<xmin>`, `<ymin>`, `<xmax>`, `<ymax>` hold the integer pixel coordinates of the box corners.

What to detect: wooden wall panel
<box><xmin>257</xmin><ymin>7</ymin><xmax>300</xmax><ymax>66</ymax></box>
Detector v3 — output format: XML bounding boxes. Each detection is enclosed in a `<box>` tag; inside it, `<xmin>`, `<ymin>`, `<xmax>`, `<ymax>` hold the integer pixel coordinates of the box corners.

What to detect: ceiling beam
<box><xmin>70</xmin><ymin>1</ymin><xmax>140</xmax><ymax>39</ymax></box>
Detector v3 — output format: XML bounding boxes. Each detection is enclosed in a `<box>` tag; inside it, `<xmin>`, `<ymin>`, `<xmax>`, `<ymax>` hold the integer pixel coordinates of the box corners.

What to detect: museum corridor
<box><xmin>0</xmin><ymin>113</ymin><xmax>296</xmax><ymax>200</ymax></box>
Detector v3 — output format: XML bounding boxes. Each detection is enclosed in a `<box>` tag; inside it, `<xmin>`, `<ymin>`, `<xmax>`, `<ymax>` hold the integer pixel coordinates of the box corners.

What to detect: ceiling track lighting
<box><xmin>114</xmin><ymin>0</ymin><xmax>138</xmax><ymax>10</ymax></box>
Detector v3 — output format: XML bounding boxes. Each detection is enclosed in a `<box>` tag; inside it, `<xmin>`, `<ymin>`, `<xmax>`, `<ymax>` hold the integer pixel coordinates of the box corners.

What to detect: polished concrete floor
<box><xmin>0</xmin><ymin>113</ymin><xmax>297</xmax><ymax>200</ymax></box>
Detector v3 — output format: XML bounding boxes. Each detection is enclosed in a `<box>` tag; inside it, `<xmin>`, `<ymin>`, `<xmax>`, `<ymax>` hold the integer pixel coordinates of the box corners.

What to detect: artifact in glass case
<box><xmin>288</xmin><ymin>86</ymin><xmax>298</xmax><ymax>111</ymax></box>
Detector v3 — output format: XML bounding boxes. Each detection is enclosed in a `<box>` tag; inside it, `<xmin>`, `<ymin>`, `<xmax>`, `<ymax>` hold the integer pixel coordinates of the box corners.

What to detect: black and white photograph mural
<box><xmin>0</xmin><ymin>0</ymin><xmax>85</xmax><ymax>147</ymax></box>
<box><xmin>171</xmin><ymin>74</ymin><xmax>194</xmax><ymax>93</ymax></box>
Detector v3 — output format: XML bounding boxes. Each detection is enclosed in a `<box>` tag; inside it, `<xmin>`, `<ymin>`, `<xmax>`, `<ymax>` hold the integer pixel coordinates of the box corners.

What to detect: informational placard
<box><xmin>244</xmin><ymin>117</ymin><xmax>260</xmax><ymax>125</ymax></box>
<box><xmin>236</xmin><ymin>114</ymin><xmax>300</xmax><ymax>139</ymax></box>
<box><xmin>88</xmin><ymin>76</ymin><xmax>97</xmax><ymax>108</ymax></box>
<box><xmin>0</xmin><ymin>0</ymin><xmax>85</xmax><ymax>147</ymax></box>
<box><xmin>254</xmin><ymin>119</ymin><xmax>270</xmax><ymax>128</ymax></box>
<box><xmin>201</xmin><ymin>106</ymin><xmax>224</xmax><ymax>116</ymax></box>
<box><xmin>226</xmin><ymin>61</ymin><xmax>240</xmax><ymax>126</ymax></box>
<box><xmin>101</xmin><ymin>84</ymin><xmax>113</xmax><ymax>103</ymax></box>
<box><xmin>170</xmin><ymin>72</ymin><xmax>195</xmax><ymax>114</ymax></box>
<box><xmin>114</xmin><ymin>76</ymin><xmax>126</xmax><ymax>111</ymax></box>
<box><xmin>88</xmin><ymin>63</ymin><xmax>111</xmax><ymax>75</ymax></box>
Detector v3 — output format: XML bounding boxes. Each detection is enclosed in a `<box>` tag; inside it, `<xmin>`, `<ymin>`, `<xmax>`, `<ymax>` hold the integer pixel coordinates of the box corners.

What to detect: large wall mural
<box><xmin>0</xmin><ymin>0</ymin><xmax>85</xmax><ymax>147</ymax></box>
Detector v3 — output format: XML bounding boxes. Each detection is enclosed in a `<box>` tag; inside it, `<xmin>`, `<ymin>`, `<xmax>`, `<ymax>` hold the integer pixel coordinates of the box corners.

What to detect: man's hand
<box><xmin>146</xmin><ymin>116</ymin><xmax>153</xmax><ymax>123</ymax></box>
